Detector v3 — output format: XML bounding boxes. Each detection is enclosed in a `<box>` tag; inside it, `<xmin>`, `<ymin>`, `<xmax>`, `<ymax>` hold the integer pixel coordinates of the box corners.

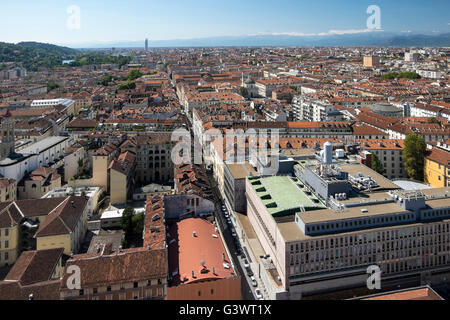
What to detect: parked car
<box><xmin>243</xmin><ymin>259</ymin><xmax>250</xmax><ymax>269</ymax></box>
<box><xmin>255</xmin><ymin>289</ymin><xmax>263</xmax><ymax>300</ymax></box>
<box><xmin>227</xmin><ymin>219</ymin><xmax>232</xmax><ymax>225</ymax></box>
<box><xmin>246</xmin><ymin>267</ymin><xmax>254</xmax><ymax>277</ymax></box>
<box><xmin>231</xmin><ymin>228</ymin><xmax>237</xmax><ymax>237</ymax></box>
<box><xmin>250</xmin><ymin>276</ymin><xmax>258</xmax><ymax>287</ymax></box>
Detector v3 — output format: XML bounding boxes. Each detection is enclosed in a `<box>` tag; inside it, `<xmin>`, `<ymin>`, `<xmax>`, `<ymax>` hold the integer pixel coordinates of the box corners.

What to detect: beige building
<box><xmin>357</xmin><ymin>139</ymin><xmax>408</xmax><ymax>180</ymax></box>
<box><xmin>18</xmin><ymin>167</ymin><xmax>62</xmax><ymax>200</ymax></box>
<box><xmin>0</xmin><ymin>248</ymin><xmax>64</xmax><ymax>300</ymax></box>
<box><xmin>120</xmin><ymin>133</ymin><xmax>174</xmax><ymax>185</ymax></box>
<box><xmin>0</xmin><ymin>197</ymin><xmax>77</xmax><ymax>267</ymax></box>
<box><xmin>64</xmin><ymin>145</ymin><xmax>87</xmax><ymax>183</ymax></box>
<box><xmin>0</xmin><ymin>178</ymin><xmax>17</xmax><ymax>202</ymax></box>
<box><xmin>35</xmin><ymin>196</ymin><xmax>88</xmax><ymax>255</ymax></box>
<box><xmin>60</xmin><ymin>246</ymin><xmax>167</xmax><ymax>300</ymax></box>
<box><xmin>109</xmin><ymin>151</ymin><xmax>136</xmax><ymax>205</ymax></box>
<box><xmin>363</xmin><ymin>56</ymin><xmax>380</xmax><ymax>68</ymax></box>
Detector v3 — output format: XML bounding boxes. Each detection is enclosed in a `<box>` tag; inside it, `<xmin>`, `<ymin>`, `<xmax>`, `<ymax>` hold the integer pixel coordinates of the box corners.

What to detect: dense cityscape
<box><xmin>0</xmin><ymin>2</ymin><xmax>450</xmax><ymax>308</ymax></box>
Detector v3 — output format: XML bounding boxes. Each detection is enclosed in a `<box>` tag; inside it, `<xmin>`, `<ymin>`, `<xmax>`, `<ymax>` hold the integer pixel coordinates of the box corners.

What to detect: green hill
<box><xmin>0</xmin><ymin>42</ymin><xmax>79</xmax><ymax>71</ymax></box>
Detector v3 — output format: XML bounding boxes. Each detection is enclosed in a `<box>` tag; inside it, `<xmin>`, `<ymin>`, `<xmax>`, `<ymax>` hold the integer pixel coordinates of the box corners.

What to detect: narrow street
<box><xmin>206</xmin><ymin>171</ymin><xmax>255</xmax><ymax>300</ymax></box>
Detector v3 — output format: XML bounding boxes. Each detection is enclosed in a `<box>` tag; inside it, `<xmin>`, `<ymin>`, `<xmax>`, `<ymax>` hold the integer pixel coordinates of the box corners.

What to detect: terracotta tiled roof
<box><xmin>168</xmin><ymin>218</ymin><xmax>235</xmax><ymax>286</ymax></box>
<box><xmin>35</xmin><ymin>196</ymin><xmax>88</xmax><ymax>238</ymax></box>
<box><xmin>61</xmin><ymin>247</ymin><xmax>167</xmax><ymax>288</ymax></box>
<box><xmin>426</xmin><ymin>147</ymin><xmax>450</xmax><ymax>166</ymax></box>
<box><xmin>5</xmin><ymin>248</ymin><xmax>64</xmax><ymax>286</ymax></box>
<box><xmin>0</xmin><ymin>280</ymin><xmax>61</xmax><ymax>300</ymax></box>
<box><xmin>362</xmin><ymin>287</ymin><xmax>443</xmax><ymax>300</ymax></box>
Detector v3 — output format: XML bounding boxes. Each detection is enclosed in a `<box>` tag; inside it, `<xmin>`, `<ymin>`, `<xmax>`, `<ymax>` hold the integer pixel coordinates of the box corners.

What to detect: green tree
<box><xmin>403</xmin><ymin>133</ymin><xmax>427</xmax><ymax>181</ymax></box>
<box><xmin>118</xmin><ymin>81</ymin><xmax>136</xmax><ymax>90</ymax></box>
<box><xmin>100</xmin><ymin>75</ymin><xmax>113</xmax><ymax>86</ymax></box>
<box><xmin>120</xmin><ymin>206</ymin><xmax>135</xmax><ymax>235</ymax></box>
<box><xmin>132</xmin><ymin>212</ymin><xmax>145</xmax><ymax>235</ymax></box>
<box><xmin>370</xmin><ymin>152</ymin><xmax>386</xmax><ymax>176</ymax></box>
<box><xmin>46</xmin><ymin>82</ymin><xmax>60</xmax><ymax>92</ymax></box>
<box><xmin>426</xmin><ymin>117</ymin><xmax>440</xmax><ymax>124</ymax></box>
<box><xmin>127</xmin><ymin>69</ymin><xmax>143</xmax><ymax>81</ymax></box>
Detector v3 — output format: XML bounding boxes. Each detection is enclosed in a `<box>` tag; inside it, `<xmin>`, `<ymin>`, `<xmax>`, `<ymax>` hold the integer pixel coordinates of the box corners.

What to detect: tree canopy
<box><xmin>127</xmin><ymin>69</ymin><xmax>143</xmax><ymax>81</ymax></box>
<box><xmin>381</xmin><ymin>72</ymin><xmax>421</xmax><ymax>80</ymax></box>
<box><xmin>371</xmin><ymin>152</ymin><xmax>386</xmax><ymax>176</ymax></box>
<box><xmin>403</xmin><ymin>133</ymin><xmax>427</xmax><ymax>181</ymax></box>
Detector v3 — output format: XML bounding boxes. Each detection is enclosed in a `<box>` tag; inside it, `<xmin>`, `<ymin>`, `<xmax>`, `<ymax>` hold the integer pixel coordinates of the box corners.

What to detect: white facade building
<box><xmin>0</xmin><ymin>136</ymin><xmax>72</xmax><ymax>182</ymax></box>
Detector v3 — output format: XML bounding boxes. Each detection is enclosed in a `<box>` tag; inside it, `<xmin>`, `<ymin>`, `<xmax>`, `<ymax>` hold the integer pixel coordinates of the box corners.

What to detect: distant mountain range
<box><xmin>68</xmin><ymin>32</ymin><xmax>450</xmax><ymax>48</ymax></box>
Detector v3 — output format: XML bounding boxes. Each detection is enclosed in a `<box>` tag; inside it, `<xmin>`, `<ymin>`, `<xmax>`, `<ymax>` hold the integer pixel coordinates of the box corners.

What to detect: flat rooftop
<box><xmin>20</xmin><ymin>136</ymin><xmax>69</xmax><ymax>155</ymax></box>
<box><xmin>298</xmin><ymin>201</ymin><xmax>408</xmax><ymax>224</ymax></box>
<box><xmin>226</xmin><ymin>162</ymin><xmax>257</xmax><ymax>180</ymax></box>
<box><xmin>359</xmin><ymin>286</ymin><xmax>443</xmax><ymax>301</ymax></box>
<box><xmin>249</xmin><ymin>176</ymin><xmax>325</xmax><ymax>217</ymax></box>
<box><xmin>338</xmin><ymin>163</ymin><xmax>400</xmax><ymax>190</ymax></box>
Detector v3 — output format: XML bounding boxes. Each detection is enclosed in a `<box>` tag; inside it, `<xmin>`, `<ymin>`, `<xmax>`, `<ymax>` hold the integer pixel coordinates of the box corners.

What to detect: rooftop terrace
<box><xmin>249</xmin><ymin>175</ymin><xmax>325</xmax><ymax>217</ymax></box>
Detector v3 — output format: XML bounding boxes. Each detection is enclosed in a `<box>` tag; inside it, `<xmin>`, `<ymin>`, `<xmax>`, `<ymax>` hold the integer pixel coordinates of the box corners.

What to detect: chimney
<box><xmin>103</xmin><ymin>243</ymin><xmax>113</xmax><ymax>255</ymax></box>
<box><xmin>222</xmin><ymin>253</ymin><xmax>225</xmax><ymax>261</ymax></box>
<box><xmin>192</xmin><ymin>270</ymin><xmax>195</xmax><ymax>278</ymax></box>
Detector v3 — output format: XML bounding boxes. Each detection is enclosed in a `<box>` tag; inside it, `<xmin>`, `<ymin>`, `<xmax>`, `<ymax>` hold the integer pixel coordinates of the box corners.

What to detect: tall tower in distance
<box><xmin>145</xmin><ymin>38</ymin><xmax>149</xmax><ymax>51</ymax></box>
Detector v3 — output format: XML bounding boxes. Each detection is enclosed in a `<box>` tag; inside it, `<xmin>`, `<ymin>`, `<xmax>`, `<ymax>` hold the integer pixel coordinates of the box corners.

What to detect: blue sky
<box><xmin>0</xmin><ymin>0</ymin><xmax>448</xmax><ymax>45</ymax></box>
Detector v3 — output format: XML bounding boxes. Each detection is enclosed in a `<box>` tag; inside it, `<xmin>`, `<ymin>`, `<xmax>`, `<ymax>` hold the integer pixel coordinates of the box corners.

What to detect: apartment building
<box><xmin>255</xmin><ymin>78</ymin><xmax>303</xmax><ymax>98</ymax></box>
<box><xmin>292</xmin><ymin>96</ymin><xmax>343</xmax><ymax>122</ymax></box>
<box><xmin>0</xmin><ymin>248</ymin><xmax>64</xmax><ymax>300</ymax></box>
<box><xmin>60</xmin><ymin>246</ymin><xmax>167</xmax><ymax>300</ymax></box>
<box><xmin>166</xmin><ymin>218</ymin><xmax>241</xmax><ymax>300</ymax></box>
<box><xmin>0</xmin><ymin>197</ymin><xmax>84</xmax><ymax>267</ymax></box>
<box><xmin>183</xmin><ymin>91</ymin><xmax>245</xmax><ymax>115</ymax></box>
<box><xmin>35</xmin><ymin>196</ymin><xmax>89</xmax><ymax>255</ymax></box>
<box><xmin>244</xmin><ymin>160</ymin><xmax>450</xmax><ymax>299</ymax></box>
<box><xmin>425</xmin><ymin>146</ymin><xmax>450</xmax><ymax>188</ymax></box>
<box><xmin>0</xmin><ymin>136</ymin><xmax>72</xmax><ymax>182</ymax></box>
<box><xmin>120</xmin><ymin>133</ymin><xmax>174</xmax><ymax>185</ymax></box>
<box><xmin>358</xmin><ymin>139</ymin><xmax>407</xmax><ymax>180</ymax></box>
<box><xmin>108</xmin><ymin>151</ymin><xmax>136</xmax><ymax>205</ymax></box>
<box><xmin>363</xmin><ymin>56</ymin><xmax>380</xmax><ymax>68</ymax></box>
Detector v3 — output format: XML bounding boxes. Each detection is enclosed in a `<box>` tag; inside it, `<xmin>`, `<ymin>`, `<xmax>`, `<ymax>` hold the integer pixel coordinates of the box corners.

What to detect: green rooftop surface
<box><xmin>250</xmin><ymin>176</ymin><xmax>325</xmax><ymax>217</ymax></box>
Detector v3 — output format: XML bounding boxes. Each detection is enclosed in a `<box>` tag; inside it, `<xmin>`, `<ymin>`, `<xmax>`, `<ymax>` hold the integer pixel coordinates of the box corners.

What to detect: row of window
<box><xmin>304</xmin><ymin>213</ymin><xmax>415</xmax><ymax>235</ymax></box>
<box><xmin>0</xmin><ymin>252</ymin><xmax>9</xmax><ymax>262</ymax></box>
<box><xmin>0</xmin><ymin>228</ymin><xmax>9</xmax><ymax>237</ymax></box>
<box><xmin>290</xmin><ymin>253</ymin><xmax>450</xmax><ymax>277</ymax></box>
<box><xmin>292</xmin><ymin>222</ymin><xmax>450</xmax><ymax>253</ymax></box>
<box><xmin>291</xmin><ymin>242</ymin><xmax>450</xmax><ymax>267</ymax></box>
<box><xmin>0</xmin><ymin>240</ymin><xmax>9</xmax><ymax>249</ymax></box>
